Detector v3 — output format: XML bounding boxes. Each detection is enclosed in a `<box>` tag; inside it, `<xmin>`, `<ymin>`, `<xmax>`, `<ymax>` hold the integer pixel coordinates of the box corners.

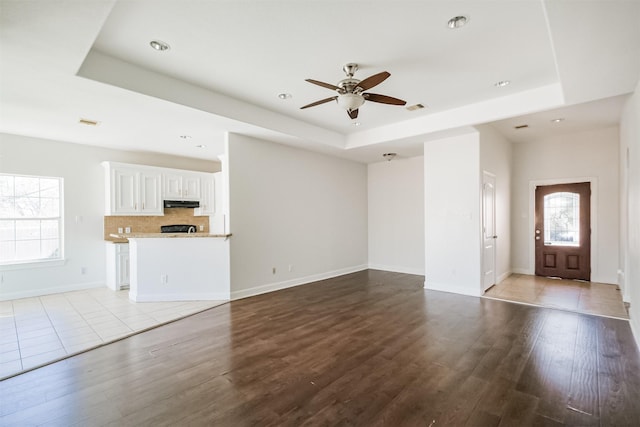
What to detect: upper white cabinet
<box><xmin>195</xmin><ymin>173</ymin><xmax>216</xmax><ymax>216</ymax></box>
<box><xmin>163</xmin><ymin>172</ymin><xmax>201</xmax><ymax>201</ymax></box>
<box><xmin>103</xmin><ymin>163</ymin><xmax>163</xmax><ymax>216</ymax></box>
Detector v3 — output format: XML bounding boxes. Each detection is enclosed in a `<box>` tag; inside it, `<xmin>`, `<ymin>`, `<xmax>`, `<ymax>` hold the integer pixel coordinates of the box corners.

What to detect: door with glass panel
<box><xmin>534</xmin><ymin>182</ymin><xmax>590</xmax><ymax>280</ymax></box>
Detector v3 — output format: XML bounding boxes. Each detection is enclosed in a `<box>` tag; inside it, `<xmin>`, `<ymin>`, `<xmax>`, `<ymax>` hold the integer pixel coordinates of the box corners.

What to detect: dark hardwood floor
<box><xmin>1</xmin><ymin>270</ymin><xmax>639</xmax><ymax>426</ymax></box>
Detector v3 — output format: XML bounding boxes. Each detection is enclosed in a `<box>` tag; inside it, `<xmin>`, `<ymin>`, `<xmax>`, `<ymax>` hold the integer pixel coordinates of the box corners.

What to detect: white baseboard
<box><xmin>497</xmin><ymin>271</ymin><xmax>512</xmax><ymax>284</ymax></box>
<box><xmin>423</xmin><ymin>280</ymin><xmax>481</xmax><ymax>297</ymax></box>
<box><xmin>511</xmin><ymin>268</ymin><xmax>532</xmax><ymax>275</ymax></box>
<box><xmin>0</xmin><ymin>281</ymin><xmax>104</xmax><ymax>301</ymax></box>
<box><xmin>368</xmin><ymin>263</ymin><xmax>425</xmax><ymax>276</ymax></box>
<box><xmin>230</xmin><ymin>264</ymin><xmax>368</xmax><ymax>301</ymax></box>
<box><xmin>130</xmin><ymin>292</ymin><xmax>230</xmax><ymax>302</ymax></box>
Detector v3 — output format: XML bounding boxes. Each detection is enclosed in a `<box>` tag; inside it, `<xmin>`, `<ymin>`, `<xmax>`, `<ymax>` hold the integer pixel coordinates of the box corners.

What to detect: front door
<box><xmin>535</xmin><ymin>182</ymin><xmax>591</xmax><ymax>280</ymax></box>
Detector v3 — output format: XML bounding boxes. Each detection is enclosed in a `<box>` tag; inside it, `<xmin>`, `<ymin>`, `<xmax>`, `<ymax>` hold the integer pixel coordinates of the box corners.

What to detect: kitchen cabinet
<box><xmin>195</xmin><ymin>173</ymin><xmax>216</xmax><ymax>216</ymax></box>
<box><xmin>106</xmin><ymin>243</ymin><xmax>130</xmax><ymax>291</ymax></box>
<box><xmin>103</xmin><ymin>162</ymin><xmax>163</xmax><ymax>215</ymax></box>
<box><xmin>163</xmin><ymin>172</ymin><xmax>201</xmax><ymax>201</ymax></box>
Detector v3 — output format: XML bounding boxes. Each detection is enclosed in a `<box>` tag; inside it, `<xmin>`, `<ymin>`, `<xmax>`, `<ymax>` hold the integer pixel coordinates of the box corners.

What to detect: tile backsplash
<box><xmin>104</xmin><ymin>208</ymin><xmax>209</xmax><ymax>242</ymax></box>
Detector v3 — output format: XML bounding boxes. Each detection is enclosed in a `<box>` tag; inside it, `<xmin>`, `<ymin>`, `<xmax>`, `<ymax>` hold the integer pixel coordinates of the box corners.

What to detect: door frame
<box><xmin>482</xmin><ymin>171</ymin><xmax>497</xmax><ymax>291</ymax></box>
<box><xmin>527</xmin><ymin>177</ymin><xmax>599</xmax><ymax>280</ymax></box>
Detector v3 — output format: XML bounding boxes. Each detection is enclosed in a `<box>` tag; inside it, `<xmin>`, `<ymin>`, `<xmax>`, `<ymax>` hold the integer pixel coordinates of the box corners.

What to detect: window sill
<box><xmin>0</xmin><ymin>259</ymin><xmax>66</xmax><ymax>271</ymax></box>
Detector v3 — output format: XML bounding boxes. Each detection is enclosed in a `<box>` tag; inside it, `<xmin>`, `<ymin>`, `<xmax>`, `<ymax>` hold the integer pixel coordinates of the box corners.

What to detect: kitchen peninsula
<box><xmin>109</xmin><ymin>232</ymin><xmax>231</xmax><ymax>302</ymax></box>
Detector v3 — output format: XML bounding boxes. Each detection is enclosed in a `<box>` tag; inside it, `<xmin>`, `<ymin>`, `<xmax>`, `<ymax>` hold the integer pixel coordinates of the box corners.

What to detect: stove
<box><xmin>161</xmin><ymin>224</ymin><xmax>197</xmax><ymax>234</ymax></box>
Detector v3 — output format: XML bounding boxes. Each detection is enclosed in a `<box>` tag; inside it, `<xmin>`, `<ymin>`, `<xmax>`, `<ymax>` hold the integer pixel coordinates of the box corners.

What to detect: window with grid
<box><xmin>543</xmin><ymin>191</ymin><xmax>580</xmax><ymax>246</ymax></box>
<box><xmin>0</xmin><ymin>174</ymin><xmax>63</xmax><ymax>265</ymax></box>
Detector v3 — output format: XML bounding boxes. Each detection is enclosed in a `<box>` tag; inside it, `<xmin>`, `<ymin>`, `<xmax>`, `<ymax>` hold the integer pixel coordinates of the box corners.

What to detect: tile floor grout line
<box><xmin>64</xmin><ymin>290</ymin><xmax>119</xmax><ymax>346</ymax></box>
<box><xmin>30</xmin><ymin>295</ymin><xmax>66</xmax><ymax>363</ymax></box>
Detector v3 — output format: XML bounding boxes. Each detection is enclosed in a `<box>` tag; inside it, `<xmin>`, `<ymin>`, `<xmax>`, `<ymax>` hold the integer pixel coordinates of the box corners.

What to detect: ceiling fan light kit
<box><xmin>301</xmin><ymin>63</ymin><xmax>406</xmax><ymax>120</ymax></box>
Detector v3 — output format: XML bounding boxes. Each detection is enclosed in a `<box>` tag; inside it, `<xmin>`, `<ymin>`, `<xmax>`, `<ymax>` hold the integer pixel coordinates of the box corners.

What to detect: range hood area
<box><xmin>164</xmin><ymin>200</ymin><xmax>200</xmax><ymax>209</ymax></box>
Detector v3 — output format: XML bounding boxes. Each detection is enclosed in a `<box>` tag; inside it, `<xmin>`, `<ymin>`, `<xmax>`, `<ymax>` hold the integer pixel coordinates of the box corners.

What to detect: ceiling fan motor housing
<box><xmin>338</xmin><ymin>78</ymin><xmax>362</xmax><ymax>94</ymax></box>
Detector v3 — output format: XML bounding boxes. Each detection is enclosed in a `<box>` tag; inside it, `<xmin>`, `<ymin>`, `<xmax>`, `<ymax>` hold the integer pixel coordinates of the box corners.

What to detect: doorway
<box><xmin>534</xmin><ymin>182</ymin><xmax>591</xmax><ymax>280</ymax></box>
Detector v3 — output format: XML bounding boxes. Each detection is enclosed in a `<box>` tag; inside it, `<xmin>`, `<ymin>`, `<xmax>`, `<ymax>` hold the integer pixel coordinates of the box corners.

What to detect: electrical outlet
<box><xmin>81</xmin><ymin>267</ymin><xmax>87</xmax><ymax>275</ymax></box>
<box><xmin>288</xmin><ymin>265</ymin><xmax>293</xmax><ymax>272</ymax></box>
<box><xmin>117</xmin><ymin>227</ymin><xmax>123</xmax><ymax>234</ymax></box>
<box><xmin>125</xmin><ymin>227</ymin><xmax>131</xmax><ymax>234</ymax></box>
<box><xmin>160</xmin><ymin>274</ymin><xmax>168</xmax><ymax>284</ymax></box>
<box><xmin>200</xmin><ymin>225</ymin><xmax>204</xmax><ymax>231</ymax></box>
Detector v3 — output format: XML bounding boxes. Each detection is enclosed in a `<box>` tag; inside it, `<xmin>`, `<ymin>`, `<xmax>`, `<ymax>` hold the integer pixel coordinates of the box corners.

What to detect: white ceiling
<box><xmin>1</xmin><ymin>0</ymin><xmax>639</xmax><ymax>164</ymax></box>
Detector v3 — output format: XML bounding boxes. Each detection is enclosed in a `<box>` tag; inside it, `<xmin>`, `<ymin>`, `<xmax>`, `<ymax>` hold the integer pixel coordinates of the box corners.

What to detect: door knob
<box><xmin>536</xmin><ymin>236</ymin><xmax>540</xmax><ymax>240</ymax></box>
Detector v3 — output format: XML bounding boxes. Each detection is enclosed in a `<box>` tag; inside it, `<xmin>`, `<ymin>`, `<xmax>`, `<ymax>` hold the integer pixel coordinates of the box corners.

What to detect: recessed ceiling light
<box><xmin>551</xmin><ymin>118</ymin><xmax>565</xmax><ymax>123</ymax></box>
<box><xmin>179</xmin><ymin>135</ymin><xmax>192</xmax><ymax>139</ymax></box>
<box><xmin>195</xmin><ymin>144</ymin><xmax>206</xmax><ymax>148</ymax></box>
<box><xmin>383</xmin><ymin>153</ymin><xmax>397</xmax><ymax>161</ymax></box>
<box><xmin>447</xmin><ymin>15</ymin><xmax>469</xmax><ymax>29</ymax></box>
<box><xmin>278</xmin><ymin>93</ymin><xmax>292</xmax><ymax>100</ymax></box>
<box><xmin>352</xmin><ymin>122</ymin><xmax>361</xmax><ymax>126</ymax></box>
<box><xmin>78</xmin><ymin>118</ymin><xmax>100</xmax><ymax>126</ymax></box>
<box><xmin>494</xmin><ymin>80</ymin><xmax>510</xmax><ymax>87</ymax></box>
<box><xmin>150</xmin><ymin>40</ymin><xmax>170</xmax><ymax>51</ymax></box>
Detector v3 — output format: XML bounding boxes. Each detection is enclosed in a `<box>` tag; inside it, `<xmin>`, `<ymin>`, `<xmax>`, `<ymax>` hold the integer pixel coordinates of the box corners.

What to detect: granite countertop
<box><xmin>108</xmin><ymin>232</ymin><xmax>232</xmax><ymax>242</ymax></box>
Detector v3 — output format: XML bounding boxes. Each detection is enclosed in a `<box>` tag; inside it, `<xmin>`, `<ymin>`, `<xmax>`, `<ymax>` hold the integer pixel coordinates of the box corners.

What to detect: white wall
<box><xmin>478</xmin><ymin>124</ymin><xmax>513</xmax><ymax>283</ymax></box>
<box><xmin>511</xmin><ymin>127</ymin><xmax>620</xmax><ymax>284</ymax></box>
<box><xmin>620</xmin><ymin>80</ymin><xmax>640</xmax><ymax>347</ymax></box>
<box><xmin>0</xmin><ymin>133</ymin><xmax>219</xmax><ymax>300</ymax></box>
<box><xmin>368</xmin><ymin>156</ymin><xmax>424</xmax><ymax>275</ymax></box>
<box><xmin>424</xmin><ymin>131</ymin><xmax>482</xmax><ymax>296</ymax></box>
<box><xmin>226</xmin><ymin>133</ymin><xmax>368</xmax><ymax>299</ymax></box>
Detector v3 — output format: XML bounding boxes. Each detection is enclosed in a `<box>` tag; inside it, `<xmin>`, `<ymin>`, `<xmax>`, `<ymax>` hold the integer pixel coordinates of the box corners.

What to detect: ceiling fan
<box><xmin>300</xmin><ymin>63</ymin><xmax>406</xmax><ymax>119</ymax></box>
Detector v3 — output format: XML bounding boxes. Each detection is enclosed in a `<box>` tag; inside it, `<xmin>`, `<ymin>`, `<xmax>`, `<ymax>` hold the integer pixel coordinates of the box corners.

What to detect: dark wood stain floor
<box><xmin>1</xmin><ymin>270</ymin><xmax>639</xmax><ymax>426</ymax></box>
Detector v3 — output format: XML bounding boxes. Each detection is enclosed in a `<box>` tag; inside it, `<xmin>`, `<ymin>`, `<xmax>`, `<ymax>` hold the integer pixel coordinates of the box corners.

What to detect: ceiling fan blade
<box><xmin>300</xmin><ymin>96</ymin><xmax>337</xmax><ymax>109</ymax></box>
<box><xmin>356</xmin><ymin>71</ymin><xmax>390</xmax><ymax>91</ymax></box>
<box><xmin>364</xmin><ymin>93</ymin><xmax>407</xmax><ymax>106</ymax></box>
<box><xmin>348</xmin><ymin>109</ymin><xmax>359</xmax><ymax>119</ymax></box>
<box><xmin>305</xmin><ymin>79</ymin><xmax>341</xmax><ymax>91</ymax></box>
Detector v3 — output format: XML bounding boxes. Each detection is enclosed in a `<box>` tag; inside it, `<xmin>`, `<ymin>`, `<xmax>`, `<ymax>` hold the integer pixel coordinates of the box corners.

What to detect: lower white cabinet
<box><xmin>106</xmin><ymin>243</ymin><xmax>130</xmax><ymax>290</ymax></box>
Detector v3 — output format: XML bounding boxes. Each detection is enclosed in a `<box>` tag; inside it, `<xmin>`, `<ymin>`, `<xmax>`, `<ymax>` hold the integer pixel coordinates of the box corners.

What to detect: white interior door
<box><xmin>482</xmin><ymin>172</ymin><xmax>497</xmax><ymax>291</ymax></box>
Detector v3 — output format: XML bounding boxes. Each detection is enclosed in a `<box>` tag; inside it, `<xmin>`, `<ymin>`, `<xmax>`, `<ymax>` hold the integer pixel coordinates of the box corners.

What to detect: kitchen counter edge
<box><xmin>107</xmin><ymin>232</ymin><xmax>232</xmax><ymax>242</ymax></box>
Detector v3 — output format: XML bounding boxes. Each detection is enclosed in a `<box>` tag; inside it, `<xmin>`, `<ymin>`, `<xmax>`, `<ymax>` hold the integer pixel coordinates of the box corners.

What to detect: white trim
<box><xmin>368</xmin><ymin>263</ymin><xmax>425</xmax><ymax>276</ymax></box>
<box><xmin>528</xmin><ymin>177</ymin><xmax>599</xmax><ymax>279</ymax></box>
<box><xmin>0</xmin><ymin>281</ymin><xmax>103</xmax><ymax>301</ymax></box>
<box><xmin>423</xmin><ymin>280</ymin><xmax>482</xmax><ymax>297</ymax></box>
<box><xmin>0</xmin><ymin>258</ymin><xmax>66</xmax><ymax>271</ymax></box>
<box><xmin>630</xmin><ymin>314</ymin><xmax>640</xmax><ymax>352</ymax></box>
<box><xmin>230</xmin><ymin>264</ymin><xmax>368</xmax><ymax>301</ymax></box>
<box><xmin>512</xmin><ymin>267</ymin><xmax>532</xmax><ymax>275</ymax></box>
<box><xmin>129</xmin><ymin>292</ymin><xmax>230</xmax><ymax>302</ymax></box>
<box><xmin>496</xmin><ymin>270</ymin><xmax>512</xmax><ymax>284</ymax></box>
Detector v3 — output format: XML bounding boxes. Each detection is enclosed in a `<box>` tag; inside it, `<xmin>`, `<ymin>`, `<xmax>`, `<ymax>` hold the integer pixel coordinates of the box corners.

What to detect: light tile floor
<box><xmin>0</xmin><ymin>288</ymin><xmax>226</xmax><ymax>379</ymax></box>
<box><xmin>484</xmin><ymin>274</ymin><xmax>629</xmax><ymax>319</ymax></box>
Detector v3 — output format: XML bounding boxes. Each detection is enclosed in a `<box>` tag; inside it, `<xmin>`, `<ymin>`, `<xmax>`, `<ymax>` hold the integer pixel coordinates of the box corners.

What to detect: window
<box><xmin>0</xmin><ymin>174</ymin><xmax>63</xmax><ymax>265</ymax></box>
<box><xmin>543</xmin><ymin>191</ymin><xmax>580</xmax><ymax>246</ymax></box>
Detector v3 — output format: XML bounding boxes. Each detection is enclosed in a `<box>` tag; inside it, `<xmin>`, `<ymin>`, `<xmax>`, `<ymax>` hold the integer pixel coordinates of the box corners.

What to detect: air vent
<box><xmin>406</xmin><ymin>104</ymin><xmax>425</xmax><ymax>111</ymax></box>
<box><xmin>514</xmin><ymin>124</ymin><xmax>529</xmax><ymax>129</ymax></box>
<box><xmin>79</xmin><ymin>118</ymin><xmax>100</xmax><ymax>126</ymax></box>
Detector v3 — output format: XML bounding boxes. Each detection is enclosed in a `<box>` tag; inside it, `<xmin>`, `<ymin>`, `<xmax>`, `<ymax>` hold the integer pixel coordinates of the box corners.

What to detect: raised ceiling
<box><xmin>1</xmin><ymin>0</ymin><xmax>638</xmax><ymax>163</ymax></box>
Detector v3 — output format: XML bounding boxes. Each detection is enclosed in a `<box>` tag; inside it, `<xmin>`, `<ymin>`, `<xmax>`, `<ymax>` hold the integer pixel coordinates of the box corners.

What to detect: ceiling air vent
<box><xmin>514</xmin><ymin>124</ymin><xmax>529</xmax><ymax>129</ymax></box>
<box><xmin>79</xmin><ymin>118</ymin><xmax>100</xmax><ymax>126</ymax></box>
<box><xmin>406</xmin><ymin>103</ymin><xmax>425</xmax><ymax>111</ymax></box>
